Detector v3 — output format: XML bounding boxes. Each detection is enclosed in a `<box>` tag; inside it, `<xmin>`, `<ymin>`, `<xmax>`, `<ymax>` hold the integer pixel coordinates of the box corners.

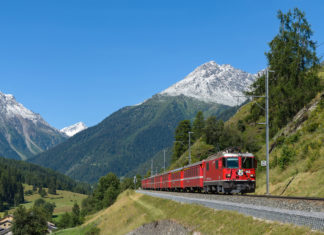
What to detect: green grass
<box><xmin>255</xmin><ymin>92</ymin><xmax>324</xmax><ymax>196</ymax></box>
<box><xmin>0</xmin><ymin>184</ymin><xmax>87</xmax><ymax>218</ymax></box>
<box><xmin>55</xmin><ymin>190</ymin><xmax>322</xmax><ymax>235</ymax></box>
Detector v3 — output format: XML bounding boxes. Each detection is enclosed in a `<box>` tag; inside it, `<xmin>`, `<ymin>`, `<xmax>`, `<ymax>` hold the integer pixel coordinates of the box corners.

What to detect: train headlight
<box><xmin>226</xmin><ymin>174</ymin><xmax>231</xmax><ymax>178</ymax></box>
<box><xmin>250</xmin><ymin>174</ymin><xmax>255</xmax><ymax>178</ymax></box>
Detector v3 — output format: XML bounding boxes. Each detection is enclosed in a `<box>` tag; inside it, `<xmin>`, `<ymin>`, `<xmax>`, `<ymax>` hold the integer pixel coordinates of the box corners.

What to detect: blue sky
<box><xmin>1</xmin><ymin>0</ymin><xmax>323</xmax><ymax>129</ymax></box>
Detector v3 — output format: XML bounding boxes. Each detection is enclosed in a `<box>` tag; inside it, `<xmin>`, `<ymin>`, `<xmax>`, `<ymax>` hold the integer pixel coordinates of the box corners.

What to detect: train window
<box><xmin>207</xmin><ymin>163</ymin><xmax>209</xmax><ymax>171</ymax></box>
<box><xmin>222</xmin><ymin>158</ymin><xmax>226</xmax><ymax>168</ymax></box>
<box><xmin>215</xmin><ymin>160</ymin><xmax>218</xmax><ymax>169</ymax></box>
<box><xmin>225</xmin><ymin>157</ymin><xmax>239</xmax><ymax>168</ymax></box>
<box><xmin>242</xmin><ymin>157</ymin><xmax>254</xmax><ymax>169</ymax></box>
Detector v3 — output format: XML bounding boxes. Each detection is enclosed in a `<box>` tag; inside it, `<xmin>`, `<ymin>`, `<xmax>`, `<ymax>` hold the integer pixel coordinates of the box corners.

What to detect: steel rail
<box><xmin>239</xmin><ymin>194</ymin><xmax>324</xmax><ymax>201</ymax></box>
<box><xmin>141</xmin><ymin>189</ymin><xmax>324</xmax><ymax>202</ymax></box>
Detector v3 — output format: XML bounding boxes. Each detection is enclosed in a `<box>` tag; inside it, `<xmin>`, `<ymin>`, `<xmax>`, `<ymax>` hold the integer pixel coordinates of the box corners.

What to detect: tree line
<box><xmin>171</xmin><ymin>111</ymin><xmax>258</xmax><ymax>164</ymax></box>
<box><xmin>246</xmin><ymin>8</ymin><xmax>321</xmax><ymax>136</ymax></box>
<box><xmin>0</xmin><ymin>157</ymin><xmax>91</xmax><ymax>212</ymax></box>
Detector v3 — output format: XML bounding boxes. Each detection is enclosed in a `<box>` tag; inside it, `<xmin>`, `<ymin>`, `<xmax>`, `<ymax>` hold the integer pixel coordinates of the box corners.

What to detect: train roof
<box><xmin>182</xmin><ymin>160</ymin><xmax>203</xmax><ymax>168</ymax></box>
<box><xmin>206</xmin><ymin>151</ymin><xmax>254</xmax><ymax>160</ymax></box>
<box><xmin>169</xmin><ymin>167</ymin><xmax>184</xmax><ymax>173</ymax></box>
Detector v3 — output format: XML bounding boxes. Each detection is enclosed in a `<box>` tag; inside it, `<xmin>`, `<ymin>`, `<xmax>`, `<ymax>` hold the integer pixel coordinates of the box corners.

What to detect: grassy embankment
<box><xmin>255</xmin><ymin>66</ymin><xmax>324</xmax><ymax>196</ymax></box>
<box><xmin>0</xmin><ymin>184</ymin><xmax>87</xmax><ymax>221</ymax></box>
<box><xmin>55</xmin><ymin>190</ymin><xmax>322</xmax><ymax>235</ymax></box>
<box><xmin>170</xmin><ymin>67</ymin><xmax>324</xmax><ymax>197</ymax></box>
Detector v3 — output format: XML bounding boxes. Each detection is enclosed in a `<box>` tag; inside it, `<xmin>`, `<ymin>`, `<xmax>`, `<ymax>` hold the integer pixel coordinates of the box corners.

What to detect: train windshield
<box><xmin>242</xmin><ymin>157</ymin><xmax>254</xmax><ymax>169</ymax></box>
<box><xmin>225</xmin><ymin>157</ymin><xmax>239</xmax><ymax>168</ymax></box>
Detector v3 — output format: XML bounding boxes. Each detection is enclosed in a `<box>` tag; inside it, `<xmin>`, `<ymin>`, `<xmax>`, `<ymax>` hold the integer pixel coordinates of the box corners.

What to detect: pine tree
<box><xmin>249</xmin><ymin>8</ymin><xmax>320</xmax><ymax>134</ymax></box>
<box><xmin>171</xmin><ymin>120</ymin><xmax>191</xmax><ymax>163</ymax></box>
<box><xmin>192</xmin><ymin>111</ymin><xmax>205</xmax><ymax>140</ymax></box>
<box><xmin>71</xmin><ymin>202</ymin><xmax>82</xmax><ymax>226</ymax></box>
<box><xmin>48</xmin><ymin>178</ymin><xmax>57</xmax><ymax>195</ymax></box>
<box><xmin>203</xmin><ymin>116</ymin><xmax>224</xmax><ymax>146</ymax></box>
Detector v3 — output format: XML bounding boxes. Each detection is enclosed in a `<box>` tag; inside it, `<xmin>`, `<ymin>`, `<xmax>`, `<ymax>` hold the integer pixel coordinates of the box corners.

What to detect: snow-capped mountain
<box><xmin>61</xmin><ymin>122</ymin><xmax>87</xmax><ymax>137</ymax></box>
<box><xmin>0</xmin><ymin>91</ymin><xmax>67</xmax><ymax>160</ymax></box>
<box><xmin>160</xmin><ymin>61</ymin><xmax>256</xmax><ymax>106</ymax></box>
<box><xmin>1</xmin><ymin>92</ymin><xmax>48</xmax><ymax>125</ymax></box>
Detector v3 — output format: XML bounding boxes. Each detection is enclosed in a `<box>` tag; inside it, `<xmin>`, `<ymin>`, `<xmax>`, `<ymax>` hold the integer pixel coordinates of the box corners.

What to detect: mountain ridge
<box><xmin>30</xmin><ymin>61</ymin><xmax>255</xmax><ymax>182</ymax></box>
<box><xmin>61</xmin><ymin>122</ymin><xmax>87</xmax><ymax>137</ymax></box>
<box><xmin>160</xmin><ymin>61</ymin><xmax>256</xmax><ymax>106</ymax></box>
<box><xmin>0</xmin><ymin>91</ymin><xmax>67</xmax><ymax>160</ymax></box>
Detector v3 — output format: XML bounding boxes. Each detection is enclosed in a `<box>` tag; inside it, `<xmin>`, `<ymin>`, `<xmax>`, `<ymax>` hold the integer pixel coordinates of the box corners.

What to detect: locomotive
<box><xmin>142</xmin><ymin>151</ymin><xmax>257</xmax><ymax>194</ymax></box>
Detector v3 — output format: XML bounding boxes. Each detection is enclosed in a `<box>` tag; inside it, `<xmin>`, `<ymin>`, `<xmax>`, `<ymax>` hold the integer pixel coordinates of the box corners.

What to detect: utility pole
<box><xmin>266</xmin><ymin>69</ymin><xmax>274</xmax><ymax>195</ymax></box>
<box><xmin>188</xmin><ymin>131</ymin><xmax>194</xmax><ymax>165</ymax></box>
<box><xmin>163</xmin><ymin>149</ymin><xmax>166</xmax><ymax>172</ymax></box>
<box><xmin>151</xmin><ymin>159</ymin><xmax>153</xmax><ymax>177</ymax></box>
<box><xmin>233</xmin><ymin>69</ymin><xmax>274</xmax><ymax>195</ymax></box>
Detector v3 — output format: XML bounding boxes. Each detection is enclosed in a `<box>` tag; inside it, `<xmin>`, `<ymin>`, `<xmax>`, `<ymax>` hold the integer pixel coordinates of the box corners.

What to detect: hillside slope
<box><xmin>0</xmin><ymin>157</ymin><xmax>90</xmax><ymax>195</ymax></box>
<box><xmin>255</xmin><ymin>91</ymin><xmax>324</xmax><ymax>196</ymax></box>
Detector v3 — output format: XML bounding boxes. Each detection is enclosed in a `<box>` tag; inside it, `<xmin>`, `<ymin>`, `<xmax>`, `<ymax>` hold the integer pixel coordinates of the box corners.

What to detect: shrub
<box><xmin>237</xmin><ymin>120</ymin><xmax>246</xmax><ymax>132</ymax></box>
<box><xmin>275</xmin><ymin>135</ymin><xmax>285</xmax><ymax>147</ymax></box>
<box><xmin>278</xmin><ymin>145</ymin><xmax>295</xmax><ymax>169</ymax></box>
<box><xmin>306</xmin><ymin>122</ymin><xmax>319</xmax><ymax>133</ymax></box>
<box><xmin>24</xmin><ymin>190</ymin><xmax>33</xmax><ymax>196</ymax></box>
<box><xmin>270</xmin><ymin>155</ymin><xmax>278</xmax><ymax>168</ymax></box>
<box><xmin>319</xmin><ymin>98</ymin><xmax>324</xmax><ymax>109</ymax></box>
<box><xmin>285</xmin><ymin>133</ymin><xmax>300</xmax><ymax>144</ymax></box>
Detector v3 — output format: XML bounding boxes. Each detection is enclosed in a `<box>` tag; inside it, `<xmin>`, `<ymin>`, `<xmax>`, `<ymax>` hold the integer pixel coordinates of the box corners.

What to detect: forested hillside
<box><xmin>0</xmin><ymin>157</ymin><xmax>91</xmax><ymax>212</ymax></box>
<box><xmin>31</xmin><ymin>95</ymin><xmax>237</xmax><ymax>183</ymax></box>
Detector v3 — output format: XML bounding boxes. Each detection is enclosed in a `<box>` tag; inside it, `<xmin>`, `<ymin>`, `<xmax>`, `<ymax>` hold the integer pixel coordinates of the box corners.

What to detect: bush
<box><xmin>58</xmin><ymin>212</ymin><xmax>72</xmax><ymax>228</ymax></box>
<box><xmin>24</xmin><ymin>190</ymin><xmax>33</xmax><ymax>196</ymax></box>
<box><xmin>270</xmin><ymin>155</ymin><xmax>278</xmax><ymax>168</ymax></box>
<box><xmin>306</xmin><ymin>122</ymin><xmax>319</xmax><ymax>133</ymax></box>
<box><xmin>278</xmin><ymin>145</ymin><xmax>295</xmax><ymax>169</ymax></box>
<box><xmin>275</xmin><ymin>135</ymin><xmax>286</xmax><ymax>147</ymax></box>
<box><xmin>285</xmin><ymin>133</ymin><xmax>300</xmax><ymax>144</ymax></box>
<box><xmin>237</xmin><ymin>120</ymin><xmax>246</xmax><ymax>132</ymax></box>
<box><xmin>12</xmin><ymin>206</ymin><xmax>48</xmax><ymax>235</ymax></box>
<box><xmin>319</xmin><ymin>98</ymin><xmax>324</xmax><ymax>109</ymax></box>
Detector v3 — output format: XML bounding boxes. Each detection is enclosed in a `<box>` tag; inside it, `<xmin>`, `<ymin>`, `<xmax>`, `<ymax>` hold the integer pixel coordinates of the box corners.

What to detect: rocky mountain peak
<box><xmin>0</xmin><ymin>91</ymin><xmax>44</xmax><ymax>124</ymax></box>
<box><xmin>160</xmin><ymin>61</ymin><xmax>256</xmax><ymax>106</ymax></box>
<box><xmin>0</xmin><ymin>91</ymin><xmax>66</xmax><ymax>160</ymax></box>
<box><xmin>61</xmin><ymin>122</ymin><xmax>87</xmax><ymax>137</ymax></box>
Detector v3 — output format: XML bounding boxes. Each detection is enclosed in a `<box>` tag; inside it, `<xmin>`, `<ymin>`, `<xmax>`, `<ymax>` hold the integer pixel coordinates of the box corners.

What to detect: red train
<box><xmin>142</xmin><ymin>151</ymin><xmax>256</xmax><ymax>194</ymax></box>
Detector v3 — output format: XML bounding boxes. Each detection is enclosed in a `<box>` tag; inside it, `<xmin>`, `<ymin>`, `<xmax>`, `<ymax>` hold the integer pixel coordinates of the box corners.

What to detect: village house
<box><xmin>0</xmin><ymin>215</ymin><xmax>13</xmax><ymax>235</ymax></box>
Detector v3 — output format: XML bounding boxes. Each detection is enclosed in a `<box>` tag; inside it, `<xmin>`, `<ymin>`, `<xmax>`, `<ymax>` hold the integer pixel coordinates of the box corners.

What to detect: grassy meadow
<box><xmin>0</xmin><ymin>184</ymin><xmax>87</xmax><ymax>219</ymax></box>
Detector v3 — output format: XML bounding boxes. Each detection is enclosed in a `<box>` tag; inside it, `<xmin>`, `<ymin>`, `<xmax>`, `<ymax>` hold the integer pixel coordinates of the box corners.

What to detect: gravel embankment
<box><xmin>126</xmin><ymin>220</ymin><xmax>191</xmax><ymax>235</ymax></box>
<box><xmin>137</xmin><ymin>190</ymin><xmax>324</xmax><ymax>231</ymax></box>
<box><xmin>139</xmin><ymin>190</ymin><xmax>324</xmax><ymax>212</ymax></box>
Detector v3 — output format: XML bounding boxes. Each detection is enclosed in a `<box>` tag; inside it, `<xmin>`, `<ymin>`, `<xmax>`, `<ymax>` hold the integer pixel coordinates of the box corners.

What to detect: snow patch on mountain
<box><xmin>0</xmin><ymin>91</ymin><xmax>49</xmax><ymax>125</ymax></box>
<box><xmin>61</xmin><ymin>122</ymin><xmax>87</xmax><ymax>137</ymax></box>
<box><xmin>160</xmin><ymin>61</ymin><xmax>256</xmax><ymax>106</ymax></box>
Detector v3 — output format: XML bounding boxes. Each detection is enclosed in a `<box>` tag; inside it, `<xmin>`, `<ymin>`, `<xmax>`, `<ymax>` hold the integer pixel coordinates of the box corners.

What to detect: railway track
<box><xmin>234</xmin><ymin>193</ymin><xmax>324</xmax><ymax>202</ymax></box>
<box><xmin>137</xmin><ymin>189</ymin><xmax>324</xmax><ymax>231</ymax></box>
